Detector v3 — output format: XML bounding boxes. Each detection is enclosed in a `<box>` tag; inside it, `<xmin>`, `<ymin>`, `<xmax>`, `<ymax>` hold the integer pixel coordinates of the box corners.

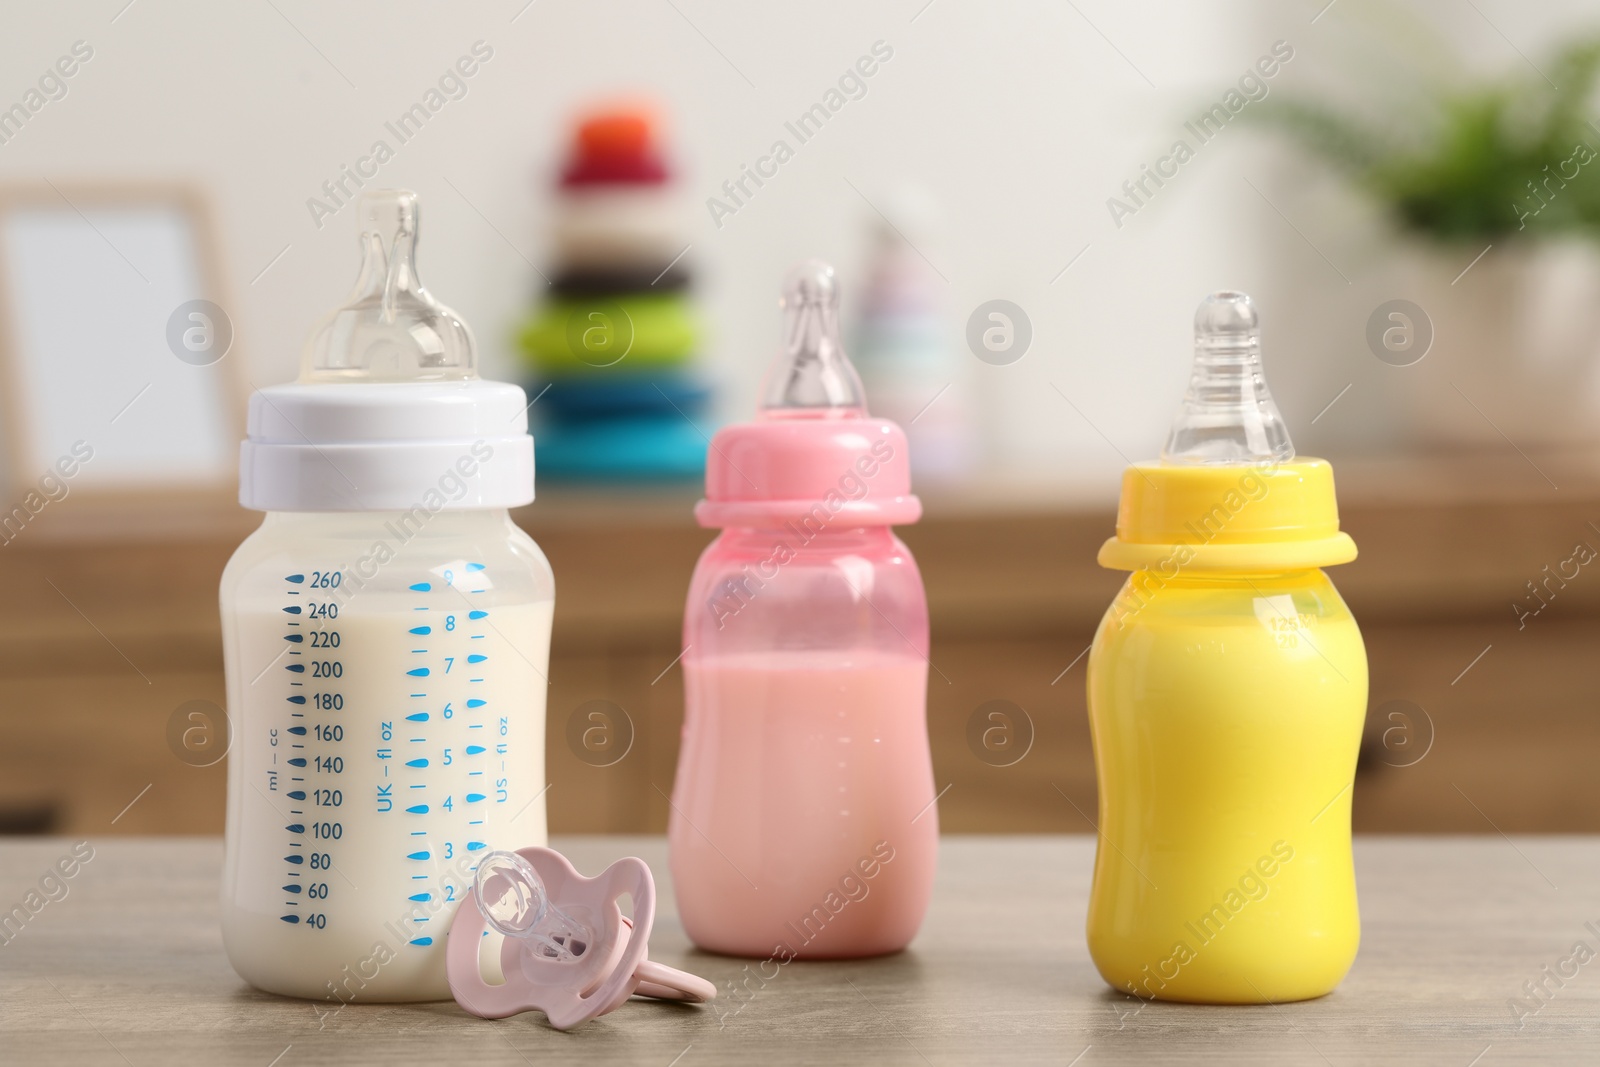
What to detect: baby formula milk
<box><xmin>674</xmin><ymin>652</ymin><xmax>934</xmax><ymax>957</ymax></box>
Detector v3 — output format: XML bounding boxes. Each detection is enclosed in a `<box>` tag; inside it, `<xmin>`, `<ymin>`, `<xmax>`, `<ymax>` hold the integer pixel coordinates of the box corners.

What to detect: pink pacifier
<box><xmin>446</xmin><ymin>847</ymin><xmax>716</xmax><ymax>1030</ymax></box>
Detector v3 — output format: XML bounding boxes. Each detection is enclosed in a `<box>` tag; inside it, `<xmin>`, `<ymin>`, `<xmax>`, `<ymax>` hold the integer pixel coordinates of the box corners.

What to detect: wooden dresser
<box><xmin>2</xmin><ymin>448</ymin><xmax>1596</xmax><ymax>836</ymax></box>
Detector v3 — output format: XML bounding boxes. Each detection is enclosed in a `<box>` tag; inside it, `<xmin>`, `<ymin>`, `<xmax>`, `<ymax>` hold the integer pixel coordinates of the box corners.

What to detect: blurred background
<box><xmin>3</xmin><ymin>0</ymin><xmax>1599</xmax><ymax>836</ymax></box>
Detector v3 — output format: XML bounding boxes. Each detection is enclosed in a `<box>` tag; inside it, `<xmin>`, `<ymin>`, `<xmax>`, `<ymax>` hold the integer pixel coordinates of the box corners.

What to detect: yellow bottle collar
<box><xmin>1097</xmin><ymin>458</ymin><xmax>1357</xmax><ymax>573</ymax></box>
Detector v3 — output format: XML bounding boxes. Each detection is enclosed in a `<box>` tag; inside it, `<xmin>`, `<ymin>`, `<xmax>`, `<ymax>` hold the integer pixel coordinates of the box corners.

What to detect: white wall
<box><xmin>0</xmin><ymin>0</ymin><xmax>1589</xmax><ymax>499</ymax></box>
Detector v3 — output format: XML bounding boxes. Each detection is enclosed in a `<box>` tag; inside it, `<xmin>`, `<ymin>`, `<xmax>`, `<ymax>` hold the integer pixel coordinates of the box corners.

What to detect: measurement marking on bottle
<box><xmin>282</xmin><ymin>573</ymin><xmax>345</xmax><ymax>932</ymax></box>
<box><xmin>251</xmin><ymin>561</ymin><xmax>535</xmax><ymax>961</ymax></box>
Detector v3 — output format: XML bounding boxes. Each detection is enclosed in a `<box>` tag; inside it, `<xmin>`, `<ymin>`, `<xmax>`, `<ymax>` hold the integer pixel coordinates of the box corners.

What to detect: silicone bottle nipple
<box><xmin>475</xmin><ymin>850</ymin><xmax>593</xmax><ymax>962</ymax></box>
<box><xmin>759</xmin><ymin>259</ymin><xmax>867</xmax><ymax>418</ymax></box>
<box><xmin>1161</xmin><ymin>291</ymin><xmax>1294</xmax><ymax>466</ymax></box>
<box><xmin>301</xmin><ymin>188</ymin><xmax>476</xmax><ymax>383</ymax></box>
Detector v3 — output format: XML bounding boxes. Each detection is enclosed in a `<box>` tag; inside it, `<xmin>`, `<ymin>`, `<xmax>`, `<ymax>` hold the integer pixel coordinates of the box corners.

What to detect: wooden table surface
<box><xmin>1</xmin><ymin>835</ymin><xmax>1596</xmax><ymax>1065</ymax></box>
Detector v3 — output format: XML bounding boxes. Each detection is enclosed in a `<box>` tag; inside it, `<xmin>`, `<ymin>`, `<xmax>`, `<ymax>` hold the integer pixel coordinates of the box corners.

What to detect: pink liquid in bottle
<box><xmin>668</xmin><ymin>261</ymin><xmax>938</xmax><ymax>959</ymax></box>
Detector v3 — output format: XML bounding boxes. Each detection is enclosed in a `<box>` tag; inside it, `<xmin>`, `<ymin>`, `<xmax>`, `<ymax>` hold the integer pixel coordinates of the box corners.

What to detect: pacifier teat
<box><xmin>475</xmin><ymin>850</ymin><xmax>590</xmax><ymax>961</ymax></box>
<box><xmin>759</xmin><ymin>259</ymin><xmax>867</xmax><ymax>417</ymax></box>
<box><xmin>447</xmin><ymin>845</ymin><xmax>715</xmax><ymax>1030</ymax></box>
<box><xmin>301</xmin><ymin>188</ymin><xmax>477</xmax><ymax>383</ymax></box>
<box><xmin>1161</xmin><ymin>290</ymin><xmax>1294</xmax><ymax>466</ymax></box>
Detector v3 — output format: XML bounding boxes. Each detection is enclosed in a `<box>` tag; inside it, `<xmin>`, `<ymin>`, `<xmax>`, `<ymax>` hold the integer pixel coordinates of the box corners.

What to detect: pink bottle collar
<box><xmin>695</xmin><ymin>415</ymin><xmax>921</xmax><ymax>528</ymax></box>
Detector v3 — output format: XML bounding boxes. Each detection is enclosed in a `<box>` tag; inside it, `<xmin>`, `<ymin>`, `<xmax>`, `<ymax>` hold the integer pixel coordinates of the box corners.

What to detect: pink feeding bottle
<box><xmin>668</xmin><ymin>260</ymin><xmax>938</xmax><ymax>959</ymax></box>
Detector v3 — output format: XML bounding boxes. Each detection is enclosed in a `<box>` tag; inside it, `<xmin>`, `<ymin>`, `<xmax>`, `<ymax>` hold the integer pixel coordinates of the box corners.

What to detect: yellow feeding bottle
<box><xmin>1085</xmin><ymin>291</ymin><xmax>1367</xmax><ymax>1004</ymax></box>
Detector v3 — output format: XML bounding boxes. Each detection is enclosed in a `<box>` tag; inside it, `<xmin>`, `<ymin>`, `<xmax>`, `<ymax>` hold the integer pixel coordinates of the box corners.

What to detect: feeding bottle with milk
<box><xmin>1085</xmin><ymin>291</ymin><xmax>1367</xmax><ymax>1003</ymax></box>
<box><xmin>220</xmin><ymin>189</ymin><xmax>555</xmax><ymax>1002</ymax></box>
<box><xmin>669</xmin><ymin>260</ymin><xmax>937</xmax><ymax>959</ymax></box>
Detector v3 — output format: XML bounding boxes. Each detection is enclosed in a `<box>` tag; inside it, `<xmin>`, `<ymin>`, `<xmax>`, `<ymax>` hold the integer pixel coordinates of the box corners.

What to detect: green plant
<box><xmin>1252</xmin><ymin>39</ymin><xmax>1600</xmax><ymax>242</ymax></box>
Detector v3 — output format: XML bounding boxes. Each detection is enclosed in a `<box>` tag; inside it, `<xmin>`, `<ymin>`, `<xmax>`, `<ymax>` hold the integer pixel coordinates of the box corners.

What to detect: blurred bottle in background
<box><xmin>517</xmin><ymin>102</ymin><xmax>710</xmax><ymax>481</ymax></box>
<box><xmin>850</xmin><ymin>189</ymin><xmax>975</xmax><ymax>485</ymax></box>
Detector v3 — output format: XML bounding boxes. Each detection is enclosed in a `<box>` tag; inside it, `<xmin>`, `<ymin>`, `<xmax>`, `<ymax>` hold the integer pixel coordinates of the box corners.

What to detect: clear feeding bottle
<box><xmin>219</xmin><ymin>189</ymin><xmax>555</xmax><ymax>1002</ymax></box>
<box><xmin>1085</xmin><ymin>292</ymin><xmax>1367</xmax><ymax>1003</ymax></box>
<box><xmin>668</xmin><ymin>260</ymin><xmax>937</xmax><ymax>959</ymax></box>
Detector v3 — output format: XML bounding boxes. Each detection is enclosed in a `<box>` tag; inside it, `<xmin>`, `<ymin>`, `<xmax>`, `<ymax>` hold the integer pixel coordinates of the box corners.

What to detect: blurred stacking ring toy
<box><xmin>517</xmin><ymin>103</ymin><xmax>710</xmax><ymax>480</ymax></box>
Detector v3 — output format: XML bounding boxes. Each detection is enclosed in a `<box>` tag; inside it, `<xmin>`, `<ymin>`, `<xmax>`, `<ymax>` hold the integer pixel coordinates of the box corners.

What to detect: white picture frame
<box><xmin>0</xmin><ymin>183</ymin><xmax>246</xmax><ymax>500</ymax></box>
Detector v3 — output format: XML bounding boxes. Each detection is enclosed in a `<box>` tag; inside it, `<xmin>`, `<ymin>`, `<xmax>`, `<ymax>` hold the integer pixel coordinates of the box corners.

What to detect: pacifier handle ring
<box><xmin>634</xmin><ymin>959</ymin><xmax>717</xmax><ymax>1003</ymax></box>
